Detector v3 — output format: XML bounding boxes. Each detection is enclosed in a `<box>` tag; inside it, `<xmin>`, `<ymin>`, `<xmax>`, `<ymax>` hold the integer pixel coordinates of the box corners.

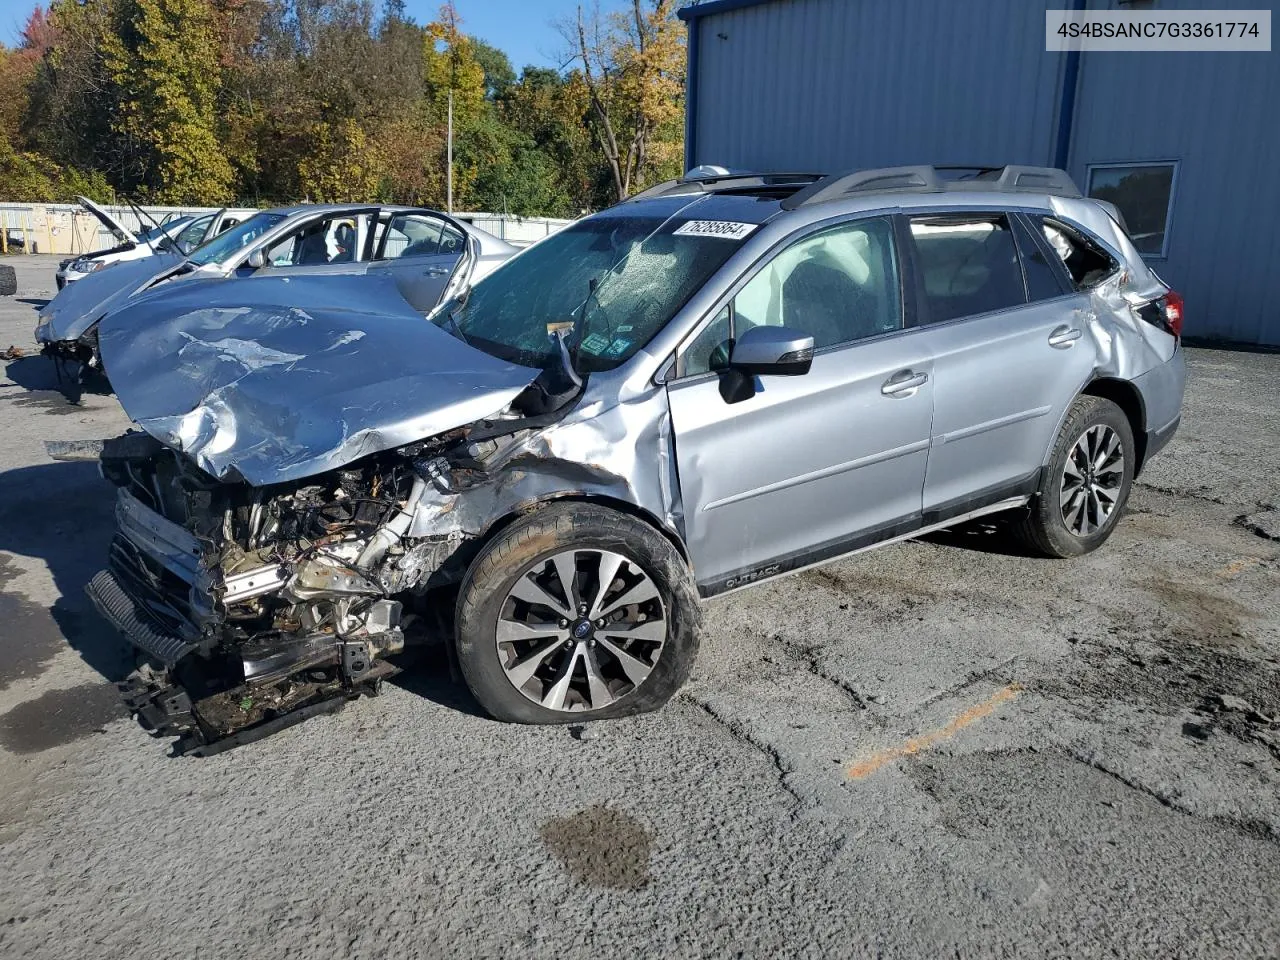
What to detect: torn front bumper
<box><xmin>87</xmin><ymin>568</ymin><xmax>199</xmax><ymax>667</ymax></box>
<box><xmin>89</xmin><ymin>487</ymin><xmax>404</xmax><ymax>754</ymax></box>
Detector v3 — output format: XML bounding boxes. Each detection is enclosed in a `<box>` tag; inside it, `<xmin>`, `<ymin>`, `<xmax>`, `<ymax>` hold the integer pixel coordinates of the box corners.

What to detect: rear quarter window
<box><xmin>1038</xmin><ymin>217</ymin><xmax>1119</xmax><ymax>290</ymax></box>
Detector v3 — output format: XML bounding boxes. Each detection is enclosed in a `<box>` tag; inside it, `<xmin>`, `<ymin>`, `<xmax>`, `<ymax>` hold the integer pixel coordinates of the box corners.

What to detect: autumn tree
<box><xmin>1</xmin><ymin>6</ymin><xmax>114</xmax><ymax>201</ymax></box>
<box><xmin>563</xmin><ymin>0</ymin><xmax>684</xmax><ymax>202</ymax></box>
<box><xmin>0</xmin><ymin>0</ymin><xmax>689</xmax><ymax>214</ymax></box>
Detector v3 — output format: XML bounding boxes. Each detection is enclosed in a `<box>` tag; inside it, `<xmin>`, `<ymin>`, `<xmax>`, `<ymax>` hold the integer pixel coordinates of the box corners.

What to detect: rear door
<box><xmin>904</xmin><ymin>211</ymin><xmax>1095</xmax><ymax>519</ymax></box>
<box><xmin>667</xmin><ymin>215</ymin><xmax>935</xmax><ymax>593</ymax></box>
<box><xmin>367</xmin><ymin>211</ymin><xmax>472</xmax><ymax>310</ymax></box>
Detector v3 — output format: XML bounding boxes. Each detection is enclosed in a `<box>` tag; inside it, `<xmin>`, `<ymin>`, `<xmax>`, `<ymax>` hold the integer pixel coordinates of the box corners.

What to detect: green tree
<box><xmin>471</xmin><ymin>37</ymin><xmax>515</xmax><ymax>100</ymax></box>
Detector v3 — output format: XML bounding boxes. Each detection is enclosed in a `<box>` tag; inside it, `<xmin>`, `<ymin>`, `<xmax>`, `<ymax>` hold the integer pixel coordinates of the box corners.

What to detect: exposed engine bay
<box><xmin>83</xmin><ymin>428</ymin><xmax>488</xmax><ymax>755</ymax></box>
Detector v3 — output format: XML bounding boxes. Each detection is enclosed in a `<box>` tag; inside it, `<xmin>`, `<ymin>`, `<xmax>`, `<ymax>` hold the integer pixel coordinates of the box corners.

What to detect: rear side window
<box><xmin>1039</xmin><ymin>218</ymin><xmax>1118</xmax><ymax>290</ymax></box>
<box><xmin>908</xmin><ymin>215</ymin><xmax>1026</xmax><ymax>324</ymax></box>
<box><xmin>1012</xmin><ymin>215</ymin><xmax>1069</xmax><ymax>302</ymax></box>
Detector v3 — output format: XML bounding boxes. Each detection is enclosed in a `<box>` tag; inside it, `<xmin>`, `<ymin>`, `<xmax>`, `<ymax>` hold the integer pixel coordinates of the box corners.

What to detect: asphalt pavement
<box><xmin>1</xmin><ymin>255</ymin><xmax>1277</xmax><ymax>959</ymax></box>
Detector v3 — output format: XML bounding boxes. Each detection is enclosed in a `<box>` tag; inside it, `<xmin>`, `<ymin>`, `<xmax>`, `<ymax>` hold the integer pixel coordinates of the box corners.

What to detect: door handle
<box><xmin>1048</xmin><ymin>325</ymin><xmax>1083</xmax><ymax>348</ymax></box>
<box><xmin>424</xmin><ymin>266</ymin><xmax>450</xmax><ymax>277</ymax></box>
<box><xmin>881</xmin><ymin>370</ymin><xmax>928</xmax><ymax>396</ymax></box>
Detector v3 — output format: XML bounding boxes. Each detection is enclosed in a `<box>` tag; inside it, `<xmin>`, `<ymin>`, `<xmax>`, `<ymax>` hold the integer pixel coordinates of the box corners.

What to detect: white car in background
<box><xmin>37</xmin><ymin>203</ymin><xmax>517</xmax><ymax>383</ymax></box>
<box><xmin>55</xmin><ymin>198</ymin><xmax>255</xmax><ymax>289</ymax></box>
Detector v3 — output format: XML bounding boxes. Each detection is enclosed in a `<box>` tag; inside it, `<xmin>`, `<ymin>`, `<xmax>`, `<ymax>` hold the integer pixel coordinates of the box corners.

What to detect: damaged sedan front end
<box><xmin>83</xmin><ymin>275</ymin><xmax>558</xmax><ymax>752</ymax></box>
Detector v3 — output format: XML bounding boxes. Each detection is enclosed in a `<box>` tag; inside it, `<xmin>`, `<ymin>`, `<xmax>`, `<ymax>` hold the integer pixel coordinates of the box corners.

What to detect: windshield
<box><xmin>433</xmin><ymin>213</ymin><xmax>749</xmax><ymax>371</ymax></box>
<box><xmin>187</xmin><ymin>212</ymin><xmax>288</xmax><ymax>267</ymax></box>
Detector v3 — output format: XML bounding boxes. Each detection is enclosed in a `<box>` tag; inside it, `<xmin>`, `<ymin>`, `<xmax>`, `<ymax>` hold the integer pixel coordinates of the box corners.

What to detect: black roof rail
<box><xmin>626</xmin><ymin>171</ymin><xmax>826</xmax><ymax>202</ymax></box>
<box><xmin>780</xmin><ymin>164</ymin><xmax>1083</xmax><ymax>210</ymax></box>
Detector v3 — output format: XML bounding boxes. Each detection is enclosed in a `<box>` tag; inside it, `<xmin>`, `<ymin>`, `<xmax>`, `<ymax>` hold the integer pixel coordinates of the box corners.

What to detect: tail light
<box><xmin>1137</xmin><ymin>289</ymin><xmax>1183</xmax><ymax>341</ymax></box>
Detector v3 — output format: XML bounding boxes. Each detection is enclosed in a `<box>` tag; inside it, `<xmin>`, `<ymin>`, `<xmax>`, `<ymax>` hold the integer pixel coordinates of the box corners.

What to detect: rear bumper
<box><xmin>1145</xmin><ymin>414</ymin><xmax>1181</xmax><ymax>462</ymax></box>
<box><xmin>1132</xmin><ymin>346</ymin><xmax>1186</xmax><ymax>469</ymax></box>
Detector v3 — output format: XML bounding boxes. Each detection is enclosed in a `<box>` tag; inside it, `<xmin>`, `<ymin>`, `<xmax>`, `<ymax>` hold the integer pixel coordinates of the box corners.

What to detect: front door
<box><xmin>666</xmin><ymin>215</ymin><xmax>935</xmax><ymax>594</ymax></box>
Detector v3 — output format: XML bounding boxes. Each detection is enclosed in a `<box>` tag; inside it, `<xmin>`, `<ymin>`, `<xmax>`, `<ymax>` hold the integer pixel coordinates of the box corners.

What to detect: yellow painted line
<box><xmin>846</xmin><ymin>683</ymin><xmax>1022</xmax><ymax>780</ymax></box>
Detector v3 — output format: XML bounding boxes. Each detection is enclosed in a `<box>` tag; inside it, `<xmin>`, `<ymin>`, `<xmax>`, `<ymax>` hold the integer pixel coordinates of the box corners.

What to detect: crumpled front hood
<box><xmin>99</xmin><ymin>274</ymin><xmax>540</xmax><ymax>486</ymax></box>
<box><xmin>40</xmin><ymin>252</ymin><xmax>183</xmax><ymax>342</ymax></box>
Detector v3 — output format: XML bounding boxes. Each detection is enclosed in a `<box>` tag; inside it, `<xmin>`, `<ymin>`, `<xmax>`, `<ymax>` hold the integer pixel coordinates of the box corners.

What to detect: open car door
<box><xmin>366</xmin><ymin>210</ymin><xmax>475</xmax><ymax>311</ymax></box>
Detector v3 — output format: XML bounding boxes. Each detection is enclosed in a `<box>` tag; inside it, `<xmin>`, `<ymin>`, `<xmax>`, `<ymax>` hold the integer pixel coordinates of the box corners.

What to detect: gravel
<box><xmin>1</xmin><ymin>255</ymin><xmax>1278</xmax><ymax>958</ymax></box>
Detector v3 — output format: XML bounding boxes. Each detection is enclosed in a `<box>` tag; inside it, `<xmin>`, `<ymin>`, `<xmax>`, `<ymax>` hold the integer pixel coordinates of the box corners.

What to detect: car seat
<box><xmin>331</xmin><ymin>223</ymin><xmax>357</xmax><ymax>264</ymax></box>
<box><xmin>296</xmin><ymin>229</ymin><xmax>330</xmax><ymax>265</ymax></box>
<box><xmin>782</xmin><ymin>259</ymin><xmax>865</xmax><ymax>348</ymax></box>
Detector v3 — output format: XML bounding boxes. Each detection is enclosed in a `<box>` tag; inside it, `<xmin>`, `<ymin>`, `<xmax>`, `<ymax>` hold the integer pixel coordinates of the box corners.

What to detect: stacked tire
<box><xmin>0</xmin><ymin>264</ymin><xmax>16</xmax><ymax>297</ymax></box>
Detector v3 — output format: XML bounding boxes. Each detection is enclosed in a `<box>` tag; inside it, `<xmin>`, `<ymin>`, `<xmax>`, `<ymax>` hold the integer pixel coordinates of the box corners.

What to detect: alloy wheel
<box><xmin>496</xmin><ymin>549</ymin><xmax>666</xmax><ymax>712</ymax></box>
<box><xmin>1060</xmin><ymin>424</ymin><xmax>1125</xmax><ymax>537</ymax></box>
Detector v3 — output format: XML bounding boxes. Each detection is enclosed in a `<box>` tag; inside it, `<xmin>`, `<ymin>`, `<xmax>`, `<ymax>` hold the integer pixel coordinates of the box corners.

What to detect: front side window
<box><xmin>174</xmin><ymin>215</ymin><xmax>213</xmax><ymax>253</ymax></box>
<box><xmin>680</xmin><ymin>216</ymin><xmax>902</xmax><ymax>377</ymax></box>
<box><xmin>1087</xmin><ymin>162</ymin><xmax>1175</xmax><ymax>257</ymax></box>
<box><xmin>435</xmin><ymin>213</ymin><xmax>749</xmax><ymax>372</ymax></box>
<box><xmin>186</xmin><ymin>212</ymin><xmax>287</xmax><ymax>266</ymax></box>
<box><xmin>908</xmin><ymin>215</ymin><xmax>1026</xmax><ymax>324</ymax></box>
<box><xmin>264</xmin><ymin>215</ymin><xmax>364</xmax><ymax>267</ymax></box>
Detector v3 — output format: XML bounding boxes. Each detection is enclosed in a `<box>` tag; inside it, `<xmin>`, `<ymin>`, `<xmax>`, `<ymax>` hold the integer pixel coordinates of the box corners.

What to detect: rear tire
<box><xmin>1013</xmin><ymin>395</ymin><xmax>1134</xmax><ymax>558</ymax></box>
<box><xmin>0</xmin><ymin>264</ymin><xmax>16</xmax><ymax>297</ymax></box>
<box><xmin>455</xmin><ymin>503</ymin><xmax>700</xmax><ymax>724</ymax></box>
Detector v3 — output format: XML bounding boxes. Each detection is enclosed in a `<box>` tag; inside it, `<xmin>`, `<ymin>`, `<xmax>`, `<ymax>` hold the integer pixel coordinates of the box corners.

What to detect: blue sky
<box><xmin>0</xmin><ymin>0</ymin><xmax>629</xmax><ymax>69</ymax></box>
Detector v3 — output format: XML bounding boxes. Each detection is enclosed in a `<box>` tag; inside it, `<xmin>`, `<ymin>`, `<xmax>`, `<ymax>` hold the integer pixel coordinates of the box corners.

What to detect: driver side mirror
<box><xmin>729</xmin><ymin>325</ymin><xmax>815</xmax><ymax>376</ymax></box>
<box><xmin>720</xmin><ymin>325</ymin><xmax>814</xmax><ymax>404</ymax></box>
<box><xmin>245</xmin><ymin>248</ymin><xmax>269</xmax><ymax>270</ymax></box>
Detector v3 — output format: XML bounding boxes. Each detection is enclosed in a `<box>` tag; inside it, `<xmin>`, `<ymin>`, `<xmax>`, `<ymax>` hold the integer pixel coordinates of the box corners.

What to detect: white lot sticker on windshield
<box><xmin>672</xmin><ymin>220</ymin><xmax>757</xmax><ymax>240</ymax></box>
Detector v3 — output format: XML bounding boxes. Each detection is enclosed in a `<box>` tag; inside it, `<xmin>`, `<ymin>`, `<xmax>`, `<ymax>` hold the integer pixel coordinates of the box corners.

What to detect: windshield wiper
<box><xmin>550</xmin><ymin>327</ymin><xmax>584</xmax><ymax>390</ymax></box>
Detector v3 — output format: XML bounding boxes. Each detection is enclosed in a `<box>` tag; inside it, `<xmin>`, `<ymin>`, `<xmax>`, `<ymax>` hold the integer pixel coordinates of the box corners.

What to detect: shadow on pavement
<box><xmin>2</xmin><ymin>355</ymin><xmax>112</xmax><ymax>406</ymax></box>
<box><xmin>389</xmin><ymin>642</ymin><xmax>486</xmax><ymax>719</ymax></box>
<box><xmin>918</xmin><ymin>516</ymin><xmax>1043</xmax><ymax>557</ymax></box>
<box><xmin>0</xmin><ymin>461</ymin><xmax>133</xmax><ymax>684</ymax></box>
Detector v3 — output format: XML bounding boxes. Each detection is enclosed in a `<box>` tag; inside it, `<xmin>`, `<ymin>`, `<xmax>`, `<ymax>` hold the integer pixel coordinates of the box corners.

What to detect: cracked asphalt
<box><xmin>1</xmin><ymin>255</ymin><xmax>1278</xmax><ymax>958</ymax></box>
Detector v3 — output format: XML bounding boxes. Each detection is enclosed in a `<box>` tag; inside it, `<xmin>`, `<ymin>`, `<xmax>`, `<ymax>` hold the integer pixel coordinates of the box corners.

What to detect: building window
<box><xmin>1086</xmin><ymin>162</ymin><xmax>1177</xmax><ymax>258</ymax></box>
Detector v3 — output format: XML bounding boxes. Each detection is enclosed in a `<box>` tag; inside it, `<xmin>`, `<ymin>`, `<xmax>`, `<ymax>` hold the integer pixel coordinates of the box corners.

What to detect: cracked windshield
<box><xmin>435</xmin><ymin>214</ymin><xmax>747</xmax><ymax>371</ymax></box>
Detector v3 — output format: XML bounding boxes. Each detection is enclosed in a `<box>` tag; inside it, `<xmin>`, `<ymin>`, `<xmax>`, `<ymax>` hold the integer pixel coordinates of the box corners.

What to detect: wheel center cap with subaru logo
<box><xmin>572</xmin><ymin>620</ymin><xmax>594</xmax><ymax>640</ymax></box>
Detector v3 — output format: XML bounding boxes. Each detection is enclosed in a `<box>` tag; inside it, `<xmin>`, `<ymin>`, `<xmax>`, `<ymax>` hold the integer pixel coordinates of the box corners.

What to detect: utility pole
<box><xmin>445</xmin><ymin>1</ymin><xmax>457</xmax><ymax>214</ymax></box>
<box><xmin>446</xmin><ymin>88</ymin><xmax>453</xmax><ymax>213</ymax></box>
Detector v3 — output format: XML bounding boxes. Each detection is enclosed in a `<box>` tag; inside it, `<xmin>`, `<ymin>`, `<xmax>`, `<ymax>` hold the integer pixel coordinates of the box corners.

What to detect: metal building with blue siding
<box><xmin>678</xmin><ymin>0</ymin><xmax>1280</xmax><ymax>346</ymax></box>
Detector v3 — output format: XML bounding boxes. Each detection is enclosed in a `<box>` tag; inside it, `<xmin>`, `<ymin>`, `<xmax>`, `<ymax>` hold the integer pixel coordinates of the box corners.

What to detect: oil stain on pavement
<box><xmin>0</xmin><ymin>682</ymin><xmax>127</xmax><ymax>754</ymax></box>
<box><xmin>540</xmin><ymin>805</ymin><xmax>654</xmax><ymax>891</ymax></box>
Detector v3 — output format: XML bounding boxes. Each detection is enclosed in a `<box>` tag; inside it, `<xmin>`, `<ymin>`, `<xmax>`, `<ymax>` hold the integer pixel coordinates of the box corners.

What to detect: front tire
<box><xmin>455</xmin><ymin>503</ymin><xmax>701</xmax><ymax>723</ymax></box>
<box><xmin>1014</xmin><ymin>395</ymin><xmax>1134</xmax><ymax>558</ymax></box>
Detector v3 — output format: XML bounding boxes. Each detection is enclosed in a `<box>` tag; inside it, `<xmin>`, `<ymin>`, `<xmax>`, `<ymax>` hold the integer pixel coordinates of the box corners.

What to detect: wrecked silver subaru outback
<box><xmin>84</xmin><ymin>165</ymin><xmax>1184</xmax><ymax>752</ymax></box>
